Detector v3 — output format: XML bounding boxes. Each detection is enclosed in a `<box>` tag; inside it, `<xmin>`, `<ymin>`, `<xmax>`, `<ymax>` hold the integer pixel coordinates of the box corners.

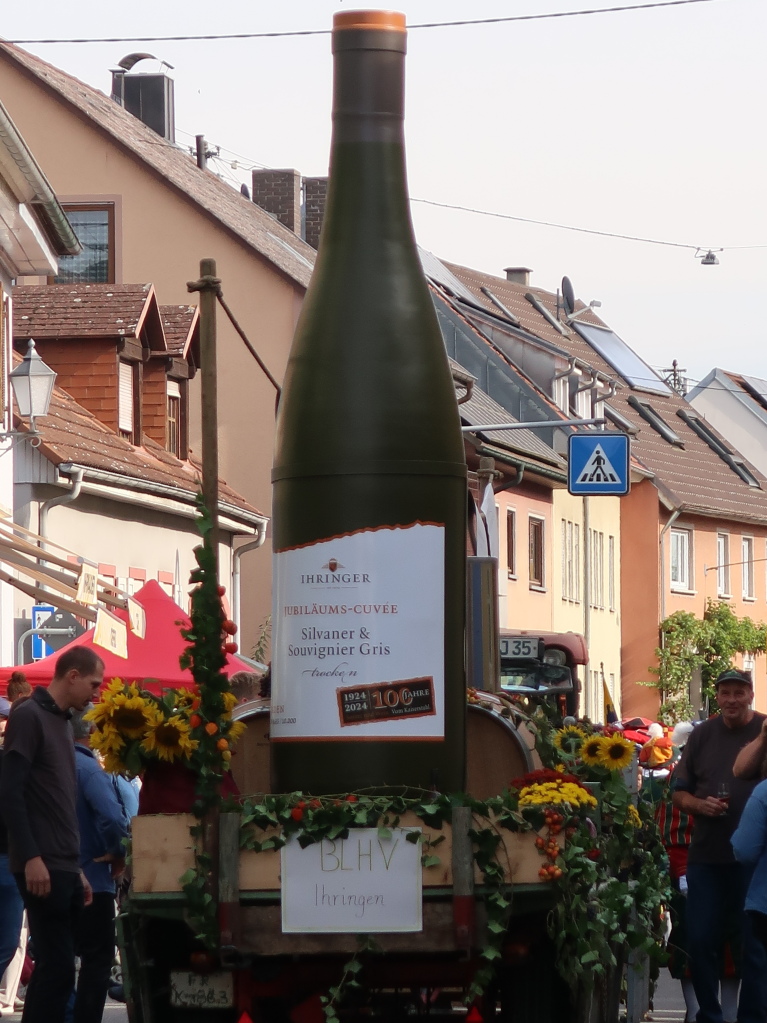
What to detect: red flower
<box><xmin>346</xmin><ymin>794</ymin><xmax>358</xmax><ymax>803</ymax></box>
<box><xmin>291</xmin><ymin>807</ymin><xmax>304</xmax><ymax>822</ymax></box>
<box><xmin>587</xmin><ymin>848</ymin><xmax>600</xmax><ymax>861</ymax></box>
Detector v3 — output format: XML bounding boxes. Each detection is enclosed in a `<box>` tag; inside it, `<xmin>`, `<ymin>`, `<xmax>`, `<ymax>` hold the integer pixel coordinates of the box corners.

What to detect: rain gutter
<box><xmin>0</xmin><ymin>103</ymin><xmax>80</xmax><ymax>256</ymax></box>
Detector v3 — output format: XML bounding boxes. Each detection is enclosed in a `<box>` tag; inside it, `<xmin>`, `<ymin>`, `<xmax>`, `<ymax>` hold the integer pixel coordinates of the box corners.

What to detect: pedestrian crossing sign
<box><xmin>568</xmin><ymin>432</ymin><xmax>630</xmax><ymax>496</ymax></box>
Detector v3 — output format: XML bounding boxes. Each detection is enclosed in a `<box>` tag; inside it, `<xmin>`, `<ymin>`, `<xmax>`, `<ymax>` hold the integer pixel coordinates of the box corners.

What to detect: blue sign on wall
<box><xmin>568</xmin><ymin>432</ymin><xmax>630</xmax><ymax>496</ymax></box>
<box><xmin>31</xmin><ymin>603</ymin><xmax>56</xmax><ymax>660</ymax></box>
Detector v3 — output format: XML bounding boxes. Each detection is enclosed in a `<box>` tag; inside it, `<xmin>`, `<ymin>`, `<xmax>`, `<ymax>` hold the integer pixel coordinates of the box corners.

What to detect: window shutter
<box><xmin>119</xmin><ymin>361</ymin><xmax>134</xmax><ymax>434</ymax></box>
<box><xmin>0</xmin><ymin>286</ymin><xmax>6</xmax><ymax>426</ymax></box>
<box><xmin>167</xmin><ymin>379</ymin><xmax>181</xmax><ymax>399</ymax></box>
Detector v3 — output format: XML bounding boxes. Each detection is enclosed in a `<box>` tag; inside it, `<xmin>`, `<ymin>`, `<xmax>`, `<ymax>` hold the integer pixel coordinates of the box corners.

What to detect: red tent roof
<box><xmin>0</xmin><ymin>579</ymin><xmax>254</xmax><ymax>693</ymax></box>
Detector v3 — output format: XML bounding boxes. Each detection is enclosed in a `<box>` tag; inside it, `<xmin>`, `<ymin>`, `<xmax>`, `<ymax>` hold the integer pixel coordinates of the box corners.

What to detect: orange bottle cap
<box><xmin>333</xmin><ymin>10</ymin><xmax>406</xmax><ymax>32</ymax></box>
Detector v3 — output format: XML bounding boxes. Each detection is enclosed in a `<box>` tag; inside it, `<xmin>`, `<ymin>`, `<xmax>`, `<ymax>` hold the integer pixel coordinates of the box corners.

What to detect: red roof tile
<box><xmin>13</xmin><ymin>283</ymin><xmax>154</xmax><ymax>341</ymax></box>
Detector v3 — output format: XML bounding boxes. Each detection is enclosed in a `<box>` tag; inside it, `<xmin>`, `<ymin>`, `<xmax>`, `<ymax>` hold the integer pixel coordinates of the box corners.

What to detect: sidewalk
<box><xmin>648</xmin><ymin>968</ymin><xmax>691</xmax><ymax>1022</ymax></box>
<box><xmin>1</xmin><ymin>995</ymin><xmax>128</xmax><ymax>1021</ymax></box>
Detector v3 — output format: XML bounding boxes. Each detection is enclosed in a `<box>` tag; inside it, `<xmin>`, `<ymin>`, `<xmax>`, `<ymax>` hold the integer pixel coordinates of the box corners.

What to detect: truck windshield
<box><xmin>499</xmin><ymin>662</ymin><xmax>573</xmax><ymax>694</ymax></box>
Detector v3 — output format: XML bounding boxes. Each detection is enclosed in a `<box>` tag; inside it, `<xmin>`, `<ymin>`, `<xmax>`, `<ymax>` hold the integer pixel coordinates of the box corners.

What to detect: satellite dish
<box><xmin>561</xmin><ymin>276</ymin><xmax>576</xmax><ymax>317</ymax></box>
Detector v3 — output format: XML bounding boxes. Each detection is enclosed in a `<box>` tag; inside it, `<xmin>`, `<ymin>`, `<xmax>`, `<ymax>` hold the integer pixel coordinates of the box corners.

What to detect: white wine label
<box><xmin>271</xmin><ymin>523</ymin><xmax>445</xmax><ymax>740</ymax></box>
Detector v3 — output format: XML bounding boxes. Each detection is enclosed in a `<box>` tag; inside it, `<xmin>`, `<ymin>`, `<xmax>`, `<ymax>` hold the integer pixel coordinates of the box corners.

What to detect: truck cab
<box><xmin>498</xmin><ymin>630</ymin><xmax>587</xmax><ymax>719</ymax></box>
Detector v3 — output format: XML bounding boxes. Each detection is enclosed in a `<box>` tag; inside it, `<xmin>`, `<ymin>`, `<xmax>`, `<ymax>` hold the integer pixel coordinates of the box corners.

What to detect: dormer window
<box><xmin>119</xmin><ymin>359</ymin><xmax>138</xmax><ymax>443</ymax></box>
<box><xmin>627</xmin><ymin>395</ymin><xmax>684</xmax><ymax>447</ymax></box>
<box><xmin>167</xmin><ymin>379</ymin><xmax>182</xmax><ymax>457</ymax></box>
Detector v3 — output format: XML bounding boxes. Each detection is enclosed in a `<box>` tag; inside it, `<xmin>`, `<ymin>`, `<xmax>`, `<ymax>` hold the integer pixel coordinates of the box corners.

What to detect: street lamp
<box><xmin>8</xmin><ymin>340</ymin><xmax>57</xmax><ymax>442</ymax></box>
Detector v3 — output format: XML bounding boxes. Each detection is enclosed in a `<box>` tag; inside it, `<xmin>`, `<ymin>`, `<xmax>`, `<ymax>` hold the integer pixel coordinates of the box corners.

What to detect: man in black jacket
<box><xmin>0</xmin><ymin>648</ymin><xmax>103</xmax><ymax>1023</ymax></box>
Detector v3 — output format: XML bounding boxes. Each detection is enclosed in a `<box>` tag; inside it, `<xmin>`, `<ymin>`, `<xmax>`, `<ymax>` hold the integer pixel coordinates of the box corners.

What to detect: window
<box><xmin>561</xmin><ymin>519</ymin><xmax>580</xmax><ymax>603</ymax></box>
<box><xmin>55</xmin><ymin>204</ymin><xmax>115</xmax><ymax>283</ymax></box>
<box><xmin>628</xmin><ymin>395</ymin><xmax>684</xmax><ymax>447</ymax></box>
<box><xmin>742</xmin><ymin>536</ymin><xmax>755</xmax><ymax>599</ymax></box>
<box><xmin>717</xmin><ymin>533</ymin><xmax>730</xmax><ymax>597</ymax></box>
<box><xmin>670</xmin><ymin>528</ymin><xmax>692</xmax><ymax>591</ymax></box>
<box><xmin>167</xmin><ymin>380</ymin><xmax>181</xmax><ymax>457</ymax></box>
<box><xmin>119</xmin><ymin>360</ymin><xmax>138</xmax><ymax>443</ymax></box>
<box><xmin>552</xmin><ymin>375</ymin><xmax>568</xmax><ymax>414</ymax></box>
<box><xmin>506</xmin><ymin>510</ymin><xmax>516</xmax><ymax>577</ymax></box>
<box><xmin>589</xmin><ymin>529</ymin><xmax>605</xmax><ymax>609</ymax></box>
<box><xmin>529</xmin><ymin>517</ymin><xmax>545</xmax><ymax>589</ymax></box>
<box><xmin>608</xmin><ymin>535</ymin><xmax>616</xmax><ymax>611</ymax></box>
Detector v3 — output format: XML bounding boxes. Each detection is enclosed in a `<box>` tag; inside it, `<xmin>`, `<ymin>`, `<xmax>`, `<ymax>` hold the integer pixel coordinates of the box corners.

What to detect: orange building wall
<box><xmin>495</xmin><ymin>483</ymin><xmax>554</xmax><ymax>633</ymax></box>
<box><xmin>0</xmin><ymin>60</ymin><xmax>304</xmax><ymax>652</ymax></box>
<box><xmin>663</xmin><ymin>513</ymin><xmax>767</xmax><ymax>713</ymax></box>
<box><xmin>620</xmin><ymin>479</ymin><xmax>661</xmax><ymax>718</ymax></box>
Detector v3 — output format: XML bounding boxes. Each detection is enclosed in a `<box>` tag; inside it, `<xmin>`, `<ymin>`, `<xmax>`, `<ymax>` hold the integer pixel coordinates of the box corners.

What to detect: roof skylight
<box><xmin>574</xmin><ymin>322</ymin><xmax>671</xmax><ymax>395</ymax></box>
<box><xmin>677</xmin><ymin>409</ymin><xmax>762</xmax><ymax>488</ymax></box>
<box><xmin>627</xmin><ymin>395</ymin><xmax>683</xmax><ymax>447</ymax></box>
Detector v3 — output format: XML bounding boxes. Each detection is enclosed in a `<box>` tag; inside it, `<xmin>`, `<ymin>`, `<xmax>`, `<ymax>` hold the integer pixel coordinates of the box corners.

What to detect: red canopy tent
<box><xmin>0</xmin><ymin>579</ymin><xmax>256</xmax><ymax>694</ymax></box>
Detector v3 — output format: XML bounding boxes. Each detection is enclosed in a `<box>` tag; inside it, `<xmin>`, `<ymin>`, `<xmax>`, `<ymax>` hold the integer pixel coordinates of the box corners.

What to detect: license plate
<box><xmin>499</xmin><ymin>636</ymin><xmax>541</xmax><ymax>660</ymax></box>
<box><xmin>169</xmin><ymin>971</ymin><xmax>234</xmax><ymax>1009</ymax></box>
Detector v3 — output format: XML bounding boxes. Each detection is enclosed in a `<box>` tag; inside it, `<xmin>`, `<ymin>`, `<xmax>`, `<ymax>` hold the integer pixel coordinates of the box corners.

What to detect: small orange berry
<box><xmin>189</xmin><ymin>714</ymin><xmax>202</xmax><ymax>729</ymax></box>
<box><xmin>205</xmin><ymin>722</ymin><xmax>218</xmax><ymax>736</ymax></box>
<box><xmin>217</xmin><ymin>738</ymin><xmax>229</xmax><ymax>751</ymax></box>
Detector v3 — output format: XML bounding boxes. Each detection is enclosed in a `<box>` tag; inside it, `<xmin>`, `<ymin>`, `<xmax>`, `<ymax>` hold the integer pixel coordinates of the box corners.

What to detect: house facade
<box><xmin>0</xmin><ymin>97</ymin><xmax>80</xmax><ymax>665</ymax></box>
<box><xmin>435</xmin><ymin>260</ymin><xmax>767</xmax><ymax>718</ymax></box>
<box><xmin>0</xmin><ymin>43</ymin><xmax>316</xmax><ymax>654</ymax></box>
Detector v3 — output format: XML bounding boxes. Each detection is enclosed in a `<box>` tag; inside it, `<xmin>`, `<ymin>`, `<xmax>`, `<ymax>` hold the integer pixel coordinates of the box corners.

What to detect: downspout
<box><xmin>659</xmin><ymin>507</ymin><xmax>682</xmax><ymax>623</ymax></box>
<box><xmin>232</xmin><ymin>521</ymin><xmax>268</xmax><ymax>634</ymax></box>
<box><xmin>39</xmin><ymin>467</ymin><xmax>84</xmax><ymax>551</ymax></box>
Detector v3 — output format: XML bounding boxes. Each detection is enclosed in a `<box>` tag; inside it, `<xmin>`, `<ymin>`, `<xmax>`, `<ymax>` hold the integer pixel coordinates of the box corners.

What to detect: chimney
<box><xmin>303</xmin><ymin>176</ymin><xmax>328</xmax><ymax>250</ymax></box>
<box><xmin>111</xmin><ymin>57</ymin><xmax>175</xmax><ymax>141</ymax></box>
<box><xmin>504</xmin><ymin>266</ymin><xmax>532</xmax><ymax>286</ymax></box>
<box><xmin>251</xmin><ymin>169</ymin><xmax>302</xmax><ymax>233</ymax></box>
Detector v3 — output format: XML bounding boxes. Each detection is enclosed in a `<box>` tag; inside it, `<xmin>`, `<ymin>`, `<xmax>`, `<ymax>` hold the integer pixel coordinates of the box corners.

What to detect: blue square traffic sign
<box><xmin>568</xmin><ymin>432</ymin><xmax>630</xmax><ymax>496</ymax></box>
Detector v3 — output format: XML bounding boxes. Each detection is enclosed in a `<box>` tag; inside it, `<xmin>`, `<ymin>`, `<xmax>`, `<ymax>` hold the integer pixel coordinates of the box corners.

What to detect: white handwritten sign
<box><xmin>169</xmin><ymin>971</ymin><xmax>233</xmax><ymax>1008</ymax></box>
<box><xmin>93</xmin><ymin>609</ymin><xmax>128</xmax><ymax>658</ymax></box>
<box><xmin>281</xmin><ymin>828</ymin><xmax>422</xmax><ymax>933</ymax></box>
<box><xmin>76</xmin><ymin>563</ymin><xmax>99</xmax><ymax>606</ymax></box>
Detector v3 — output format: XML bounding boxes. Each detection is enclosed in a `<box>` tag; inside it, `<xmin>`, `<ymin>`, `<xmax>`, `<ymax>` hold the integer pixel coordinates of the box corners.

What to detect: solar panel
<box><xmin>573</xmin><ymin>322</ymin><xmax>671</xmax><ymax>395</ymax></box>
<box><xmin>419</xmin><ymin>248</ymin><xmax>479</xmax><ymax>305</ymax></box>
<box><xmin>741</xmin><ymin>375</ymin><xmax>767</xmax><ymax>407</ymax></box>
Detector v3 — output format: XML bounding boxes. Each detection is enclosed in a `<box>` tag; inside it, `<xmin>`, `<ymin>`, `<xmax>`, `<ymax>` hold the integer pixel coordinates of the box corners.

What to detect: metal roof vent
<box><xmin>111</xmin><ymin>54</ymin><xmax>175</xmax><ymax>142</ymax></box>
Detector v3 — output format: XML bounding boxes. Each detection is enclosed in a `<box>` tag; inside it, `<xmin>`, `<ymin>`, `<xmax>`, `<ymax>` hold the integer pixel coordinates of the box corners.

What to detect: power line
<box><xmin>411</xmin><ymin>197</ymin><xmax>767</xmax><ymax>253</ymax></box>
<box><xmin>4</xmin><ymin>0</ymin><xmax>722</xmax><ymax>45</ymax></box>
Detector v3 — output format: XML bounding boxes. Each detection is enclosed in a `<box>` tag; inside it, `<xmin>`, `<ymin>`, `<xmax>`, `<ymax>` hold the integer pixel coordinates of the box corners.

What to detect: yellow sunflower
<box><xmin>626</xmin><ymin>804</ymin><xmax>642</xmax><ymax>828</ymax></box>
<box><xmin>89</xmin><ymin>722</ymin><xmax>126</xmax><ymax>756</ymax></box>
<box><xmin>107</xmin><ymin>691</ymin><xmax>158</xmax><ymax>739</ymax></box>
<box><xmin>101</xmin><ymin>750</ymin><xmax>129</xmax><ymax>775</ymax></box>
<box><xmin>227</xmin><ymin>719</ymin><xmax>246</xmax><ymax>744</ymax></box>
<box><xmin>172</xmin><ymin>688</ymin><xmax>198</xmax><ymax>709</ymax></box>
<box><xmin>598</xmin><ymin>734</ymin><xmax>635</xmax><ymax>772</ymax></box>
<box><xmin>580</xmin><ymin>735</ymin><xmax>606</xmax><ymax>766</ymax></box>
<box><xmin>222</xmin><ymin>691</ymin><xmax>238</xmax><ymax>713</ymax></box>
<box><xmin>141</xmin><ymin>714</ymin><xmax>198</xmax><ymax>763</ymax></box>
<box><xmin>553</xmin><ymin>725</ymin><xmax>585</xmax><ymax>753</ymax></box>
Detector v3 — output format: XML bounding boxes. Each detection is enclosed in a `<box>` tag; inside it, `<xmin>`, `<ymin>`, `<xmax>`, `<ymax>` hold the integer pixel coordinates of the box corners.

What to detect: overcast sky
<box><xmin>4</xmin><ymin>0</ymin><xmax>765</xmax><ymax>389</ymax></box>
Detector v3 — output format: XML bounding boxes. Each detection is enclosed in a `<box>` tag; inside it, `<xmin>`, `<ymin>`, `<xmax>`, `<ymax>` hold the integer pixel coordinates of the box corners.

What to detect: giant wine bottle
<box><xmin>270</xmin><ymin>10</ymin><xmax>466</xmax><ymax>795</ymax></box>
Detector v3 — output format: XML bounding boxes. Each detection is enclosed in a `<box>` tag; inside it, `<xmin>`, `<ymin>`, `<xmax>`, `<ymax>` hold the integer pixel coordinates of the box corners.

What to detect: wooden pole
<box><xmin>188</xmin><ymin>258</ymin><xmax>220</xmax><ymax>560</ymax></box>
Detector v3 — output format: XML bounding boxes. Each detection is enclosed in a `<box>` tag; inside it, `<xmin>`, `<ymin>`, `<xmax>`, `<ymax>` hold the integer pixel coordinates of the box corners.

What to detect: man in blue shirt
<box><xmin>71</xmin><ymin>706</ymin><xmax>129</xmax><ymax>1023</ymax></box>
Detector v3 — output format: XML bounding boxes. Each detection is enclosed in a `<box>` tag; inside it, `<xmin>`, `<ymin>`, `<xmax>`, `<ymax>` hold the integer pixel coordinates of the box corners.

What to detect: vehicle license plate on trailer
<box><xmin>499</xmin><ymin>636</ymin><xmax>542</xmax><ymax>660</ymax></box>
<box><xmin>169</xmin><ymin>971</ymin><xmax>234</xmax><ymax>1009</ymax></box>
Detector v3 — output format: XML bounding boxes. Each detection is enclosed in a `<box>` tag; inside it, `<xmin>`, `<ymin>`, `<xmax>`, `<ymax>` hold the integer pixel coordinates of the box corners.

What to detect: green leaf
<box><xmin>377</xmin><ymin>827</ymin><xmax>392</xmax><ymax>841</ymax></box>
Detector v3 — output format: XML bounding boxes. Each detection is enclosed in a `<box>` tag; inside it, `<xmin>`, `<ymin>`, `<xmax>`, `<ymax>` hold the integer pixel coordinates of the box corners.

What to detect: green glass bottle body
<box><xmin>270</xmin><ymin>12</ymin><xmax>466</xmax><ymax>795</ymax></box>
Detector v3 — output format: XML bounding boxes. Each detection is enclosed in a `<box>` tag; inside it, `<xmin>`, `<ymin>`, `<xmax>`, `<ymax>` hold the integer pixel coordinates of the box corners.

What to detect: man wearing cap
<box><xmin>673</xmin><ymin>668</ymin><xmax>767</xmax><ymax>1023</ymax></box>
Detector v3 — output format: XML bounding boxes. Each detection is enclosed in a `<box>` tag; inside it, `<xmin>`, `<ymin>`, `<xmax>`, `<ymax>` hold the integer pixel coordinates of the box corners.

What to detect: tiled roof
<box><xmin>160</xmin><ymin>304</ymin><xmax>198</xmax><ymax>357</ymax></box>
<box><xmin>440</xmin><ymin>261</ymin><xmax>767</xmax><ymax>525</ymax></box>
<box><xmin>13</xmin><ymin>283</ymin><xmax>155</xmax><ymax>341</ymax></box>
<box><xmin>16</xmin><ymin>362</ymin><xmax>263</xmax><ymax>526</ymax></box>
<box><xmin>0</xmin><ymin>44</ymin><xmax>316</xmax><ymax>290</ymax></box>
<box><xmin>449</xmin><ymin>358</ymin><xmax>565</xmax><ymax>472</ymax></box>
